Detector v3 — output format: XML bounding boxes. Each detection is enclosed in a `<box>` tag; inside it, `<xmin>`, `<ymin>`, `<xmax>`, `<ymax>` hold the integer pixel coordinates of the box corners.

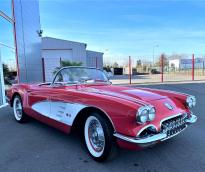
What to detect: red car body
<box><xmin>7</xmin><ymin>80</ymin><xmax>197</xmax><ymax>150</ymax></box>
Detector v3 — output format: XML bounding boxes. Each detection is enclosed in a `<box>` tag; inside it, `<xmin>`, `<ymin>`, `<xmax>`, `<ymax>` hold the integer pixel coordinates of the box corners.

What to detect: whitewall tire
<box><xmin>84</xmin><ymin>113</ymin><xmax>114</xmax><ymax>162</ymax></box>
<box><xmin>13</xmin><ymin>95</ymin><xmax>27</xmax><ymax>123</ymax></box>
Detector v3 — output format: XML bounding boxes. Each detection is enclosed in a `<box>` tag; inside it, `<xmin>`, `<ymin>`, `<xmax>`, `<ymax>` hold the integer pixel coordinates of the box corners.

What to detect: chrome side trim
<box><xmin>137</xmin><ymin>124</ymin><xmax>157</xmax><ymax>136</ymax></box>
<box><xmin>185</xmin><ymin>114</ymin><xmax>197</xmax><ymax>124</ymax></box>
<box><xmin>114</xmin><ymin>133</ymin><xmax>167</xmax><ymax>144</ymax></box>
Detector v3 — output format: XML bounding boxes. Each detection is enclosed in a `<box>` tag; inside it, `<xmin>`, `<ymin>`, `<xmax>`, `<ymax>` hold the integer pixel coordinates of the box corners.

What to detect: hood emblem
<box><xmin>164</xmin><ymin>102</ymin><xmax>174</xmax><ymax>110</ymax></box>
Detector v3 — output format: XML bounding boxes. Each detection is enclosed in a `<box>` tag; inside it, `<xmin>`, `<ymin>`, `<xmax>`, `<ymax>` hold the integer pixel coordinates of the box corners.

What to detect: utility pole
<box><xmin>153</xmin><ymin>45</ymin><xmax>159</xmax><ymax>66</ymax></box>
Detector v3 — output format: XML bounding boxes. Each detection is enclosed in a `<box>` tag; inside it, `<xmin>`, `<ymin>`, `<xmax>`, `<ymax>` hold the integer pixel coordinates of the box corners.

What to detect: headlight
<box><xmin>137</xmin><ymin>106</ymin><xmax>149</xmax><ymax>124</ymax></box>
<box><xmin>137</xmin><ymin>106</ymin><xmax>156</xmax><ymax>124</ymax></box>
<box><xmin>148</xmin><ymin>106</ymin><xmax>156</xmax><ymax>121</ymax></box>
<box><xmin>186</xmin><ymin>96</ymin><xmax>196</xmax><ymax>108</ymax></box>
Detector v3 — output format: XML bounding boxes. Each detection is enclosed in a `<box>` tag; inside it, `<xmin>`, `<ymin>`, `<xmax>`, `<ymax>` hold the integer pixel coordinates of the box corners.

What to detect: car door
<box><xmin>49</xmin><ymin>69</ymin><xmax>74</xmax><ymax>125</ymax></box>
<box><xmin>26</xmin><ymin>85</ymin><xmax>51</xmax><ymax>119</ymax></box>
<box><xmin>48</xmin><ymin>69</ymin><xmax>85</xmax><ymax>126</ymax></box>
<box><xmin>49</xmin><ymin>85</ymin><xmax>72</xmax><ymax>124</ymax></box>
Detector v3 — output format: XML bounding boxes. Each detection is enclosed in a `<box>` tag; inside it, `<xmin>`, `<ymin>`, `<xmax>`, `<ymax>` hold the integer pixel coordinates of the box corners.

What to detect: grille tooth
<box><xmin>162</xmin><ymin>115</ymin><xmax>187</xmax><ymax>138</ymax></box>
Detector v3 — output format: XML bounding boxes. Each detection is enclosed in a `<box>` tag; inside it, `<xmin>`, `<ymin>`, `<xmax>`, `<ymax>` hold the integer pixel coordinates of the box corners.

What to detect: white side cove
<box><xmin>32</xmin><ymin>101</ymin><xmax>86</xmax><ymax>126</ymax></box>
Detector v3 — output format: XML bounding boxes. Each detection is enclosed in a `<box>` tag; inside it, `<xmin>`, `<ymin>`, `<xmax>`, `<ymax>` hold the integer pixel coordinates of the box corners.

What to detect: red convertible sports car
<box><xmin>7</xmin><ymin>67</ymin><xmax>197</xmax><ymax>161</ymax></box>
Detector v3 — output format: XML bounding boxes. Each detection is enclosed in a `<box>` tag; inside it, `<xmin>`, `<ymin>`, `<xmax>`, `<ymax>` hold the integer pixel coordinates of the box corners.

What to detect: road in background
<box><xmin>0</xmin><ymin>83</ymin><xmax>204</xmax><ymax>172</ymax></box>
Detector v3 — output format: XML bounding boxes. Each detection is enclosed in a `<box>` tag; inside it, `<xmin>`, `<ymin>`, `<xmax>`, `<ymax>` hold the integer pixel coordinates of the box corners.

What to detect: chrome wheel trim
<box><xmin>84</xmin><ymin>116</ymin><xmax>105</xmax><ymax>157</ymax></box>
<box><xmin>13</xmin><ymin>97</ymin><xmax>23</xmax><ymax>121</ymax></box>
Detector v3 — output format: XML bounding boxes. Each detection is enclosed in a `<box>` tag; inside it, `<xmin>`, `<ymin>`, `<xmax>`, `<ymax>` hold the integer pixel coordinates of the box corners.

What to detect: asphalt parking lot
<box><xmin>0</xmin><ymin>83</ymin><xmax>205</xmax><ymax>172</ymax></box>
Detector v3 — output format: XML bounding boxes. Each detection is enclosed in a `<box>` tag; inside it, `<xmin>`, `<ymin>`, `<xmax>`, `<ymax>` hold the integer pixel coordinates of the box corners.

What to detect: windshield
<box><xmin>53</xmin><ymin>67</ymin><xmax>109</xmax><ymax>85</ymax></box>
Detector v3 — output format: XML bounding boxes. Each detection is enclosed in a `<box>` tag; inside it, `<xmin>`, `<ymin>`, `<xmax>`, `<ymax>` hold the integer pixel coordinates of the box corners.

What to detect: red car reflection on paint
<box><xmin>6</xmin><ymin>67</ymin><xmax>197</xmax><ymax>162</ymax></box>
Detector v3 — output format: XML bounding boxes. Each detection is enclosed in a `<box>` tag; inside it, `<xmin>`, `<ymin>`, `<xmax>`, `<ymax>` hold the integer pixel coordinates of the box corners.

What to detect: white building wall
<box><xmin>44</xmin><ymin>58</ymin><xmax>60</xmax><ymax>82</ymax></box>
<box><xmin>42</xmin><ymin>38</ymin><xmax>104</xmax><ymax>81</ymax></box>
<box><xmin>86</xmin><ymin>50</ymin><xmax>103</xmax><ymax>69</ymax></box>
<box><xmin>42</xmin><ymin>37</ymin><xmax>87</xmax><ymax>82</ymax></box>
<box><xmin>169</xmin><ymin>59</ymin><xmax>180</xmax><ymax>69</ymax></box>
<box><xmin>42</xmin><ymin>49</ymin><xmax>73</xmax><ymax>82</ymax></box>
<box><xmin>42</xmin><ymin>49</ymin><xmax>73</xmax><ymax>60</ymax></box>
<box><xmin>14</xmin><ymin>0</ymin><xmax>43</xmax><ymax>83</ymax></box>
<box><xmin>42</xmin><ymin>37</ymin><xmax>87</xmax><ymax>64</ymax></box>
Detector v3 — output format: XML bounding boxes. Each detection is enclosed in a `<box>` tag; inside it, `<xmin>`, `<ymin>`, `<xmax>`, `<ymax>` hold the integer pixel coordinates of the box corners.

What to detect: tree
<box><xmin>53</xmin><ymin>60</ymin><xmax>82</xmax><ymax>74</ymax></box>
<box><xmin>3</xmin><ymin>64</ymin><xmax>12</xmax><ymax>85</ymax></box>
<box><xmin>136</xmin><ymin>60</ymin><xmax>142</xmax><ymax>67</ymax></box>
<box><xmin>113</xmin><ymin>62</ymin><xmax>119</xmax><ymax>68</ymax></box>
<box><xmin>3</xmin><ymin>64</ymin><xmax>9</xmax><ymax>76</ymax></box>
<box><xmin>103</xmin><ymin>66</ymin><xmax>111</xmax><ymax>72</ymax></box>
<box><xmin>155</xmin><ymin>54</ymin><xmax>169</xmax><ymax>67</ymax></box>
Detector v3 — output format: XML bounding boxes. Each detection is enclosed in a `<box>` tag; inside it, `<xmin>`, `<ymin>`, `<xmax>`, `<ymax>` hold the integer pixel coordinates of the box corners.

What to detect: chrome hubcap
<box><xmin>88</xmin><ymin>119</ymin><xmax>105</xmax><ymax>152</ymax></box>
<box><xmin>14</xmin><ymin>98</ymin><xmax>22</xmax><ymax>119</ymax></box>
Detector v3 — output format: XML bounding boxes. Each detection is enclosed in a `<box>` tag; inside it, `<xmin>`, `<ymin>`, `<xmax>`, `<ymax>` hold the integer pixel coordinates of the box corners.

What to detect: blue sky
<box><xmin>39</xmin><ymin>0</ymin><xmax>205</xmax><ymax>62</ymax></box>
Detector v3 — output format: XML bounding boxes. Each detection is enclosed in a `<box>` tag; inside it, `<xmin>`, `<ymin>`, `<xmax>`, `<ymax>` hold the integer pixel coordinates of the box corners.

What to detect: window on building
<box><xmin>0</xmin><ymin>1</ymin><xmax>17</xmax><ymax>106</ymax></box>
<box><xmin>0</xmin><ymin>0</ymin><xmax>12</xmax><ymax>18</ymax></box>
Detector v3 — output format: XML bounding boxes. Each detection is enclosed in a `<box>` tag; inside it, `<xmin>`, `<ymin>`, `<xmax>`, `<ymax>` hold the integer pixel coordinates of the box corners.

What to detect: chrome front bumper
<box><xmin>114</xmin><ymin>114</ymin><xmax>197</xmax><ymax>145</ymax></box>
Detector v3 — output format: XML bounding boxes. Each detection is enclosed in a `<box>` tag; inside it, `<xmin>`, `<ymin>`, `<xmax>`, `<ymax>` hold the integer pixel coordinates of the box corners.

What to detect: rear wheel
<box><xmin>13</xmin><ymin>95</ymin><xmax>27</xmax><ymax>123</ymax></box>
<box><xmin>84</xmin><ymin>113</ymin><xmax>115</xmax><ymax>162</ymax></box>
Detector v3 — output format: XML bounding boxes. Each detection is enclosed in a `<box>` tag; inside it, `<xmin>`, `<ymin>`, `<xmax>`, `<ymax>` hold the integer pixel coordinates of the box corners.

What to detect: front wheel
<box><xmin>13</xmin><ymin>95</ymin><xmax>28</xmax><ymax>123</ymax></box>
<box><xmin>84</xmin><ymin>113</ymin><xmax>115</xmax><ymax>162</ymax></box>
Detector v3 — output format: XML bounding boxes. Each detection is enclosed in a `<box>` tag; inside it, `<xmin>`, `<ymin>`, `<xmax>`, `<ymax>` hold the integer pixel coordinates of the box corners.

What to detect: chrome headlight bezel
<box><xmin>137</xmin><ymin>105</ymin><xmax>156</xmax><ymax>124</ymax></box>
<box><xmin>186</xmin><ymin>96</ymin><xmax>196</xmax><ymax>108</ymax></box>
<box><xmin>148</xmin><ymin>106</ymin><xmax>156</xmax><ymax>121</ymax></box>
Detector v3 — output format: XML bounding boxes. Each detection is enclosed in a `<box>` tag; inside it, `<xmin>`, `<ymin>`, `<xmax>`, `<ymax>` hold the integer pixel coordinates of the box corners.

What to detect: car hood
<box><xmin>78</xmin><ymin>85</ymin><xmax>166</xmax><ymax>104</ymax></box>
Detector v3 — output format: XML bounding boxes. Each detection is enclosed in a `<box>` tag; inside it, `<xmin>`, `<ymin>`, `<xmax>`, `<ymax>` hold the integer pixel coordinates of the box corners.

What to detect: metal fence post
<box><xmin>161</xmin><ymin>54</ymin><xmax>164</xmax><ymax>83</ymax></box>
<box><xmin>60</xmin><ymin>57</ymin><xmax>62</xmax><ymax>66</ymax></box>
<box><xmin>129</xmin><ymin>56</ymin><xmax>132</xmax><ymax>84</ymax></box>
<box><xmin>96</xmin><ymin>57</ymin><xmax>98</xmax><ymax>68</ymax></box>
<box><xmin>42</xmin><ymin>58</ymin><xmax>45</xmax><ymax>82</ymax></box>
<box><xmin>192</xmin><ymin>54</ymin><xmax>195</xmax><ymax>81</ymax></box>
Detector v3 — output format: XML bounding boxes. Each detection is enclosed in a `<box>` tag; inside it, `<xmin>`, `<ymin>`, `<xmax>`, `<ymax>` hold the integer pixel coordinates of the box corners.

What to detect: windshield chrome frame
<box><xmin>51</xmin><ymin>66</ymin><xmax>110</xmax><ymax>87</ymax></box>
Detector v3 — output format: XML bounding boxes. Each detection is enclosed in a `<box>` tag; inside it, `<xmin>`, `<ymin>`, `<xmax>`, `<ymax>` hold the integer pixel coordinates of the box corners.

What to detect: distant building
<box><xmin>86</xmin><ymin>50</ymin><xmax>103</xmax><ymax>69</ymax></box>
<box><xmin>169</xmin><ymin>58</ymin><xmax>205</xmax><ymax>70</ymax></box>
<box><xmin>42</xmin><ymin>37</ymin><xmax>103</xmax><ymax>82</ymax></box>
<box><xmin>169</xmin><ymin>59</ymin><xmax>181</xmax><ymax>69</ymax></box>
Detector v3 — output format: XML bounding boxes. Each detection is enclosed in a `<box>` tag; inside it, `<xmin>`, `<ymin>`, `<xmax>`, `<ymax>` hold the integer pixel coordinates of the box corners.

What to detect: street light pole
<box><xmin>152</xmin><ymin>45</ymin><xmax>159</xmax><ymax>66</ymax></box>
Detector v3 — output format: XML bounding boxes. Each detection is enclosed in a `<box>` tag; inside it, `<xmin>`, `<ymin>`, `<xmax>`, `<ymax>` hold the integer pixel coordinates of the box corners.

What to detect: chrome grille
<box><xmin>162</xmin><ymin>115</ymin><xmax>187</xmax><ymax>138</ymax></box>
